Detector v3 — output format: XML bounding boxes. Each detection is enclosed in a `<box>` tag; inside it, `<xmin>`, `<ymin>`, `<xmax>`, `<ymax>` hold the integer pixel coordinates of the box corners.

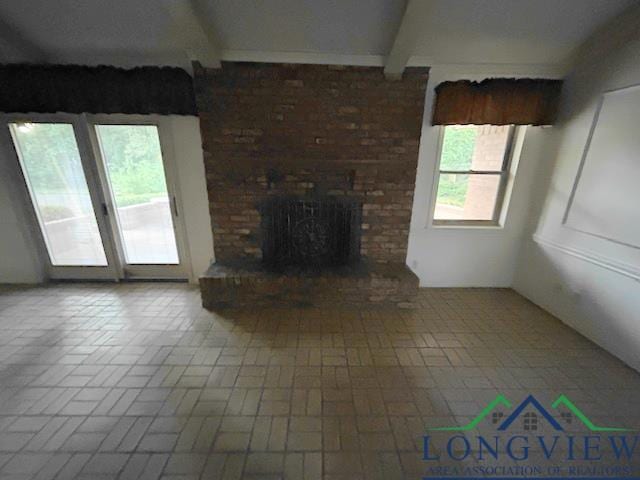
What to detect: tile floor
<box><xmin>0</xmin><ymin>283</ymin><xmax>639</xmax><ymax>479</ymax></box>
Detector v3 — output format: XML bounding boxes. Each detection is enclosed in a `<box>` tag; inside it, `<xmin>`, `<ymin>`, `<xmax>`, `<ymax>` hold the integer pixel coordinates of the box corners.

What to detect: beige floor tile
<box><xmin>0</xmin><ymin>283</ymin><xmax>639</xmax><ymax>479</ymax></box>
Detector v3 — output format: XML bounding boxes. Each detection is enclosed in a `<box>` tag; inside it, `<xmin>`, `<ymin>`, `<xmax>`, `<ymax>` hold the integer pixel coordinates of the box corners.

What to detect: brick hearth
<box><xmin>200</xmin><ymin>261</ymin><xmax>420</xmax><ymax>309</ymax></box>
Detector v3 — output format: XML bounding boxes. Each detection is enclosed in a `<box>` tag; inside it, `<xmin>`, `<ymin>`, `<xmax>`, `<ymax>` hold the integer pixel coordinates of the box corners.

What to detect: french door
<box><xmin>6</xmin><ymin>114</ymin><xmax>189</xmax><ymax>281</ymax></box>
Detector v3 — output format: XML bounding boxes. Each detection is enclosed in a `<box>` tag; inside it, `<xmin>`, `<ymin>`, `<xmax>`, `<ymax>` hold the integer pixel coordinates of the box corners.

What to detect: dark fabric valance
<box><xmin>432</xmin><ymin>78</ymin><xmax>563</xmax><ymax>126</ymax></box>
<box><xmin>0</xmin><ymin>64</ymin><xmax>197</xmax><ymax>115</ymax></box>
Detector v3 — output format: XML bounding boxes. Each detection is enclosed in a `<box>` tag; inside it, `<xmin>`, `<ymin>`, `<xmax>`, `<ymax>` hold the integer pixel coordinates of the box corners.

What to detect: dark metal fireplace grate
<box><xmin>260</xmin><ymin>196</ymin><xmax>361</xmax><ymax>269</ymax></box>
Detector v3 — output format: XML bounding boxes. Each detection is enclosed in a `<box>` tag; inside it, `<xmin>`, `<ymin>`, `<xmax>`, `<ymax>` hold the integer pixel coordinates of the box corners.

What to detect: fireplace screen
<box><xmin>260</xmin><ymin>197</ymin><xmax>361</xmax><ymax>268</ymax></box>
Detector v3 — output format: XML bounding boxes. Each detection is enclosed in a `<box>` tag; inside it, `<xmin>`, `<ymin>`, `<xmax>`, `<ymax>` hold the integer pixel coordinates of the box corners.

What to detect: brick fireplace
<box><xmin>260</xmin><ymin>196</ymin><xmax>362</xmax><ymax>269</ymax></box>
<box><xmin>194</xmin><ymin>62</ymin><xmax>428</xmax><ymax>307</ymax></box>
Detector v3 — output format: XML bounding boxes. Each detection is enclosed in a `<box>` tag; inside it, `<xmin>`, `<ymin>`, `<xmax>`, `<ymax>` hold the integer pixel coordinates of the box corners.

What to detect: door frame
<box><xmin>2</xmin><ymin>113</ymin><xmax>121</xmax><ymax>281</ymax></box>
<box><xmin>2</xmin><ymin>112</ymin><xmax>193</xmax><ymax>282</ymax></box>
<box><xmin>85</xmin><ymin>114</ymin><xmax>192</xmax><ymax>281</ymax></box>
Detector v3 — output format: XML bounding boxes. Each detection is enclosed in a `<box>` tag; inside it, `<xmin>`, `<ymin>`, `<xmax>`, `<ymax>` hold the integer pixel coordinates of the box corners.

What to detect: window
<box><xmin>433</xmin><ymin>125</ymin><xmax>517</xmax><ymax>225</ymax></box>
<box><xmin>523</xmin><ymin>412</ymin><xmax>538</xmax><ymax>431</ymax></box>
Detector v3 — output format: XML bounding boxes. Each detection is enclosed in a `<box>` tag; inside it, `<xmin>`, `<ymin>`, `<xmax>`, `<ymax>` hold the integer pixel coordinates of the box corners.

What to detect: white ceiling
<box><xmin>0</xmin><ymin>0</ymin><xmax>637</xmax><ymax>72</ymax></box>
<box><xmin>408</xmin><ymin>0</ymin><xmax>638</xmax><ymax>65</ymax></box>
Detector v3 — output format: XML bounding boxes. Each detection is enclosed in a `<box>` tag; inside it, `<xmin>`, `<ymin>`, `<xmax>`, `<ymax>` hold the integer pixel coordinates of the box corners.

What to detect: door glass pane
<box><xmin>434</xmin><ymin>173</ymin><xmax>501</xmax><ymax>221</ymax></box>
<box><xmin>95</xmin><ymin>125</ymin><xmax>179</xmax><ymax>264</ymax></box>
<box><xmin>9</xmin><ymin>123</ymin><xmax>108</xmax><ymax>266</ymax></box>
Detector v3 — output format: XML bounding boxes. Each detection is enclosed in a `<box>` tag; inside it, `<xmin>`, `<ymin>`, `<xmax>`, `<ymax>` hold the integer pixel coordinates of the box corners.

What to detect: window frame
<box><xmin>431</xmin><ymin>124</ymin><xmax>518</xmax><ymax>227</ymax></box>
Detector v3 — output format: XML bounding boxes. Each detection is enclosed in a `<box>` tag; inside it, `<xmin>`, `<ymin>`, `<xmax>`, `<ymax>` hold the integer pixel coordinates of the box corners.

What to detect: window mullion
<box><xmin>439</xmin><ymin>170</ymin><xmax>503</xmax><ymax>175</ymax></box>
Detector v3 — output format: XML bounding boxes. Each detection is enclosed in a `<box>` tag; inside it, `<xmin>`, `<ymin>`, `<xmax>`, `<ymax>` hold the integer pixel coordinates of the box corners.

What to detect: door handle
<box><xmin>172</xmin><ymin>196</ymin><xmax>179</xmax><ymax>217</ymax></box>
<box><xmin>101</xmin><ymin>202</ymin><xmax>108</xmax><ymax>216</ymax></box>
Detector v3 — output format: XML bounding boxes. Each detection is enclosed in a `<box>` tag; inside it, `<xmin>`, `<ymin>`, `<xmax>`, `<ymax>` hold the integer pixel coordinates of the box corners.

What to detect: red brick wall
<box><xmin>193</xmin><ymin>62</ymin><xmax>428</xmax><ymax>264</ymax></box>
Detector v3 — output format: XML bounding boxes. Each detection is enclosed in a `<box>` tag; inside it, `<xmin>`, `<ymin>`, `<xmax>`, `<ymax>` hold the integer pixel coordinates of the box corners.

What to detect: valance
<box><xmin>0</xmin><ymin>64</ymin><xmax>197</xmax><ymax>115</ymax></box>
<box><xmin>432</xmin><ymin>78</ymin><xmax>563</xmax><ymax>126</ymax></box>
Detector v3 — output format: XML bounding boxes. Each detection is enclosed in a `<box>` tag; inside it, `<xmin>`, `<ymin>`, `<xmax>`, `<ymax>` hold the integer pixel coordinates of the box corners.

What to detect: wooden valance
<box><xmin>0</xmin><ymin>64</ymin><xmax>197</xmax><ymax>115</ymax></box>
<box><xmin>432</xmin><ymin>78</ymin><xmax>563</xmax><ymax>126</ymax></box>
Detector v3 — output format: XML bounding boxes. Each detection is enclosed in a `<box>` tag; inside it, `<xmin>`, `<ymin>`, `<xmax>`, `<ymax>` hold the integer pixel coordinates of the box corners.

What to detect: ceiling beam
<box><xmin>0</xmin><ymin>15</ymin><xmax>49</xmax><ymax>62</ymax></box>
<box><xmin>384</xmin><ymin>0</ymin><xmax>427</xmax><ymax>79</ymax></box>
<box><xmin>162</xmin><ymin>0</ymin><xmax>221</xmax><ymax>69</ymax></box>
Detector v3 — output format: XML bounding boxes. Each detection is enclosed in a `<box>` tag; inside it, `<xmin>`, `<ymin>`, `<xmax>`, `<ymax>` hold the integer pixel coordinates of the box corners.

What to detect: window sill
<box><xmin>429</xmin><ymin>221</ymin><xmax>505</xmax><ymax>230</ymax></box>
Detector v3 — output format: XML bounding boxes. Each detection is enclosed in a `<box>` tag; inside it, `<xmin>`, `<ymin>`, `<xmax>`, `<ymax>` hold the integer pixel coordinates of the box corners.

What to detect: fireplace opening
<box><xmin>260</xmin><ymin>196</ymin><xmax>361</xmax><ymax>269</ymax></box>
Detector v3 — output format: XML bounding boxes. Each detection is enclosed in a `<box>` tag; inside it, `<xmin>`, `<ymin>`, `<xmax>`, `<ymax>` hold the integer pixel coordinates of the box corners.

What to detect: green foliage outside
<box><xmin>437</xmin><ymin>174</ymin><xmax>469</xmax><ymax>207</ymax></box>
<box><xmin>437</xmin><ymin>126</ymin><xmax>477</xmax><ymax>207</ymax></box>
<box><xmin>14</xmin><ymin>123</ymin><xmax>83</xmax><ymax>194</ymax></box>
<box><xmin>13</xmin><ymin>124</ymin><xmax>168</xmax><ymax>221</ymax></box>
<box><xmin>97</xmin><ymin>125</ymin><xmax>168</xmax><ymax>207</ymax></box>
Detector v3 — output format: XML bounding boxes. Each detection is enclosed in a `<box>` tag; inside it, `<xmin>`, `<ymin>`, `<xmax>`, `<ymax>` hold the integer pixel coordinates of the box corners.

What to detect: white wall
<box><xmin>0</xmin><ymin>127</ymin><xmax>46</xmax><ymax>283</ymax></box>
<box><xmin>166</xmin><ymin>116</ymin><xmax>215</xmax><ymax>281</ymax></box>
<box><xmin>513</xmin><ymin>6</ymin><xmax>640</xmax><ymax>371</ymax></box>
<box><xmin>0</xmin><ymin>115</ymin><xmax>213</xmax><ymax>284</ymax></box>
<box><xmin>407</xmin><ymin>66</ymin><xmax>562</xmax><ymax>287</ymax></box>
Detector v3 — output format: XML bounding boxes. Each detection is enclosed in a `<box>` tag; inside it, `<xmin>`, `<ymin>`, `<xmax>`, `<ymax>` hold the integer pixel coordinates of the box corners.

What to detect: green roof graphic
<box><xmin>429</xmin><ymin>394</ymin><xmax>512</xmax><ymax>431</ymax></box>
<box><xmin>552</xmin><ymin>394</ymin><xmax>631</xmax><ymax>432</ymax></box>
<box><xmin>428</xmin><ymin>393</ymin><xmax>632</xmax><ymax>432</ymax></box>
